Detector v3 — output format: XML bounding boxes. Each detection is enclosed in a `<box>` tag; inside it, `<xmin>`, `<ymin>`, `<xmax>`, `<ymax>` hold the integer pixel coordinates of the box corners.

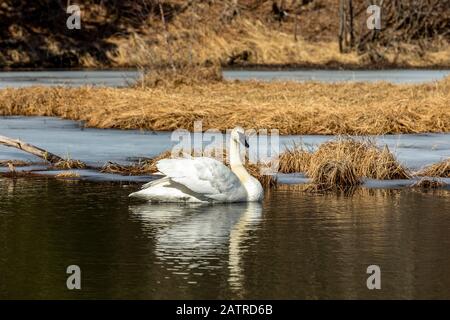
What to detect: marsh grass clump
<box><xmin>310</xmin><ymin>138</ymin><xmax>410</xmax><ymax>180</ymax></box>
<box><xmin>369</xmin><ymin>146</ymin><xmax>411</xmax><ymax>179</ymax></box>
<box><xmin>100</xmin><ymin>161</ymin><xmax>149</xmax><ymax>176</ymax></box>
<box><xmin>417</xmin><ymin>158</ymin><xmax>450</xmax><ymax>178</ymax></box>
<box><xmin>278</xmin><ymin>138</ymin><xmax>410</xmax><ymax>180</ymax></box>
<box><xmin>306</xmin><ymin>160</ymin><xmax>361</xmax><ymax>191</ymax></box>
<box><xmin>278</xmin><ymin>143</ymin><xmax>312</xmax><ymax>174</ymax></box>
<box><xmin>55</xmin><ymin>171</ymin><xmax>81</xmax><ymax>179</ymax></box>
<box><xmin>278</xmin><ymin>137</ymin><xmax>411</xmax><ymax>191</ymax></box>
<box><xmin>135</xmin><ymin>63</ymin><xmax>223</xmax><ymax>88</ymax></box>
<box><xmin>100</xmin><ymin>156</ymin><xmax>163</xmax><ymax>176</ymax></box>
<box><xmin>0</xmin><ymin>160</ymin><xmax>31</xmax><ymax>167</ymax></box>
<box><xmin>54</xmin><ymin>159</ymin><xmax>86</xmax><ymax>170</ymax></box>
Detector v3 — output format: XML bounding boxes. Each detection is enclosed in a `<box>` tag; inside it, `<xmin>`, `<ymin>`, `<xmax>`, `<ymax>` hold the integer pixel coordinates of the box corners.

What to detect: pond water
<box><xmin>1</xmin><ymin>114</ymin><xmax>449</xmax><ymax>299</ymax></box>
<box><xmin>0</xmin><ymin>69</ymin><xmax>449</xmax><ymax>88</ymax></box>
<box><xmin>0</xmin><ymin>178</ymin><xmax>449</xmax><ymax>299</ymax></box>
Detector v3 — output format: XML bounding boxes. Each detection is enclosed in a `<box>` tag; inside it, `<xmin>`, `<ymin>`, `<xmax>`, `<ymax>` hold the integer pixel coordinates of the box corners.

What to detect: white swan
<box><xmin>129</xmin><ymin>127</ymin><xmax>264</xmax><ymax>203</ymax></box>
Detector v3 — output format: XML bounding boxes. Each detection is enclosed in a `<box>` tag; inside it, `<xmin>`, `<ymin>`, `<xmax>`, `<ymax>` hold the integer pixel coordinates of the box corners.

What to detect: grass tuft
<box><xmin>55</xmin><ymin>171</ymin><xmax>81</xmax><ymax>179</ymax></box>
<box><xmin>279</xmin><ymin>138</ymin><xmax>410</xmax><ymax>179</ymax></box>
<box><xmin>417</xmin><ymin>158</ymin><xmax>450</xmax><ymax>178</ymax></box>
<box><xmin>0</xmin><ymin>160</ymin><xmax>31</xmax><ymax>167</ymax></box>
<box><xmin>306</xmin><ymin>160</ymin><xmax>361</xmax><ymax>191</ymax></box>
<box><xmin>278</xmin><ymin>142</ymin><xmax>311</xmax><ymax>174</ymax></box>
<box><xmin>135</xmin><ymin>64</ymin><xmax>223</xmax><ymax>88</ymax></box>
<box><xmin>54</xmin><ymin>159</ymin><xmax>86</xmax><ymax>170</ymax></box>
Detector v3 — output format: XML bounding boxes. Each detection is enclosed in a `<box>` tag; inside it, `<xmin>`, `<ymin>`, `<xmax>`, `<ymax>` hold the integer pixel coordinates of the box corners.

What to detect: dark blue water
<box><xmin>1</xmin><ymin>178</ymin><xmax>449</xmax><ymax>299</ymax></box>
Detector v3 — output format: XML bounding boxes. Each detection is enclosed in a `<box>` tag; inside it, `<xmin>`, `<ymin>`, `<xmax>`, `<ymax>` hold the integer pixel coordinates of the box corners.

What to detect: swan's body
<box><xmin>129</xmin><ymin>127</ymin><xmax>264</xmax><ymax>203</ymax></box>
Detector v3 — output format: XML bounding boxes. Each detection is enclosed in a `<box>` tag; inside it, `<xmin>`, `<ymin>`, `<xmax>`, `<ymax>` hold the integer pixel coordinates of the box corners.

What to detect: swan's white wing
<box><xmin>156</xmin><ymin>157</ymin><xmax>246</xmax><ymax>202</ymax></box>
<box><xmin>141</xmin><ymin>176</ymin><xmax>170</xmax><ymax>190</ymax></box>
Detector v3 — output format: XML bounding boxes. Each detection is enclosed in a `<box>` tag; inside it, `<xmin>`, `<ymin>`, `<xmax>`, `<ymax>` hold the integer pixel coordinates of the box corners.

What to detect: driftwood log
<box><xmin>0</xmin><ymin>135</ymin><xmax>64</xmax><ymax>164</ymax></box>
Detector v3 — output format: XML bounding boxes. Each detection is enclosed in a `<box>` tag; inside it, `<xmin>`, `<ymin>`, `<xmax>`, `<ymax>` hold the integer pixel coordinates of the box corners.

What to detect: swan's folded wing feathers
<box><xmin>141</xmin><ymin>176</ymin><xmax>170</xmax><ymax>190</ymax></box>
<box><xmin>156</xmin><ymin>158</ymin><xmax>242</xmax><ymax>199</ymax></box>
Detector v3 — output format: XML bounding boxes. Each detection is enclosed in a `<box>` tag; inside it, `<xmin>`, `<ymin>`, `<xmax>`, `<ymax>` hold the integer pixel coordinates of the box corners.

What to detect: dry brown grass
<box><xmin>306</xmin><ymin>160</ymin><xmax>361</xmax><ymax>192</ymax></box>
<box><xmin>134</xmin><ymin>64</ymin><xmax>223</xmax><ymax>88</ymax></box>
<box><xmin>101</xmin><ymin>150</ymin><xmax>173</xmax><ymax>176</ymax></box>
<box><xmin>1</xmin><ymin>76</ymin><xmax>449</xmax><ymax>135</ymax></box>
<box><xmin>417</xmin><ymin>158</ymin><xmax>450</xmax><ymax>178</ymax></box>
<box><xmin>53</xmin><ymin>159</ymin><xmax>86</xmax><ymax>170</ymax></box>
<box><xmin>311</xmin><ymin>139</ymin><xmax>410</xmax><ymax>180</ymax></box>
<box><xmin>279</xmin><ymin>138</ymin><xmax>410</xmax><ymax>180</ymax></box>
<box><xmin>2</xmin><ymin>0</ymin><xmax>449</xmax><ymax>69</ymax></box>
<box><xmin>278</xmin><ymin>143</ymin><xmax>312</xmax><ymax>174</ymax></box>
<box><xmin>55</xmin><ymin>171</ymin><xmax>81</xmax><ymax>179</ymax></box>
<box><xmin>106</xmin><ymin>1</ymin><xmax>450</xmax><ymax>69</ymax></box>
<box><xmin>0</xmin><ymin>160</ymin><xmax>31</xmax><ymax>167</ymax></box>
<box><xmin>277</xmin><ymin>137</ymin><xmax>412</xmax><ymax>191</ymax></box>
<box><xmin>101</xmin><ymin>160</ymin><xmax>154</xmax><ymax>176</ymax></box>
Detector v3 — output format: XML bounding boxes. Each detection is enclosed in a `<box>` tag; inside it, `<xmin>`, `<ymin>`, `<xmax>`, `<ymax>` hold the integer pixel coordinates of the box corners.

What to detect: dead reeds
<box><xmin>101</xmin><ymin>160</ymin><xmax>153</xmax><ymax>176</ymax></box>
<box><xmin>306</xmin><ymin>160</ymin><xmax>360</xmax><ymax>192</ymax></box>
<box><xmin>55</xmin><ymin>171</ymin><xmax>81</xmax><ymax>179</ymax></box>
<box><xmin>1</xmin><ymin>76</ymin><xmax>449</xmax><ymax>135</ymax></box>
<box><xmin>310</xmin><ymin>139</ymin><xmax>410</xmax><ymax>180</ymax></box>
<box><xmin>417</xmin><ymin>158</ymin><xmax>450</xmax><ymax>178</ymax></box>
<box><xmin>0</xmin><ymin>160</ymin><xmax>31</xmax><ymax>167</ymax></box>
<box><xmin>278</xmin><ymin>143</ymin><xmax>311</xmax><ymax>174</ymax></box>
<box><xmin>277</xmin><ymin>137</ymin><xmax>411</xmax><ymax>191</ymax></box>
<box><xmin>134</xmin><ymin>63</ymin><xmax>223</xmax><ymax>88</ymax></box>
<box><xmin>54</xmin><ymin>159</ymin><xmax>86</xmax><ymax>170</ymax></box>
<box><xmin>279</xmin><ymin>138</ymin><xmax>410</xmax><ymax>179</ymax></box>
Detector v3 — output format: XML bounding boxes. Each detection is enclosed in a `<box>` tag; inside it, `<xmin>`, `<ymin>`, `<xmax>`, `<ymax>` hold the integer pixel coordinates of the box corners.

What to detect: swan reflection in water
<box><xmin>129</xmin><ymin>202</ymin><xmax>262</xmax><ymax>292</ymax></box>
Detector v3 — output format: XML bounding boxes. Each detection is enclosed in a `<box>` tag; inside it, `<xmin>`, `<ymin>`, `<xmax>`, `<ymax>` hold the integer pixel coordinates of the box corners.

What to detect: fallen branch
<box><xmin>0</xmin><ymin>135</ymin><xmax>64</xmax><ymax>164</ymax></box>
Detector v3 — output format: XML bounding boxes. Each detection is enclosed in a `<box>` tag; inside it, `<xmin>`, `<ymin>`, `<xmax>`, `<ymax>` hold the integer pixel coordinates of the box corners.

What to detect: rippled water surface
<box><xmin>0</xmin><ymin>178</ymin><xmax>449</xmax><ymax>299</ymax></box>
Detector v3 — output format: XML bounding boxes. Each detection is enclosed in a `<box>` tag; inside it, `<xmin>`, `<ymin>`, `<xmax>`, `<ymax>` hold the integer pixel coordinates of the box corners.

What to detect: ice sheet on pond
<box><xmin>1</xmin><ymin>69</ymin><xmax>449</xmax><ymax>88</ymax></box>
<box><xmin>0</xmin><ymin>116</ymin><xmax>449</xmax><ymax>173</ymax></box>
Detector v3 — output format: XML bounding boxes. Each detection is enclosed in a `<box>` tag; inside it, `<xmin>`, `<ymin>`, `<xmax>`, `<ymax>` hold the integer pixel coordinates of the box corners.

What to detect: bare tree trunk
<box><xmin>294</xmin><ymin>12</ymin><xmax>298</xmax><ymax>41</ymax></box>
<box><xmin>348</xmin><ymin>0</ymin><xmax>354</xmax><ymax>47</ymax></box>
<box><xmin>158</xmin><ymin>1</ymin><xmax>176</xmax><ymax>71</ymax></box>
<box><xmin>0</xmin><ymin>135</ymin><xmax>64</xmax><ymax>164</ymax></box>
<box><xmin>338</xmin><ymin>0</ymin><xmax>345</xmax><ymax>53</ymax></box>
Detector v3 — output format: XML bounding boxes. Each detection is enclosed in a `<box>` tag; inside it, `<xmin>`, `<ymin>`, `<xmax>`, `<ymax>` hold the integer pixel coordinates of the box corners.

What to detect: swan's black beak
<box><xmin>238</xmin><ymin>132</ymin><xmax>249</xmax><ymax>148</ymax></box>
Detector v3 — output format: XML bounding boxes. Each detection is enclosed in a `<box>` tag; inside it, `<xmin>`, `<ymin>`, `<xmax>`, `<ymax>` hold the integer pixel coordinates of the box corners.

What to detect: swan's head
<box><xmin>231</xmin><ymin>126</ymin><xmax>249</xmax><ymax>148</ymax></box>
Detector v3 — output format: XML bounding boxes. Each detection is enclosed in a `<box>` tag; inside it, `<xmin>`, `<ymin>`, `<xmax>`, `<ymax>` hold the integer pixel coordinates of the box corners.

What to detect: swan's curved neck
<box><xmin>229</xmin><ymin>140</ymin><xmax>251</xmax><ymax>184</ymax></box>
